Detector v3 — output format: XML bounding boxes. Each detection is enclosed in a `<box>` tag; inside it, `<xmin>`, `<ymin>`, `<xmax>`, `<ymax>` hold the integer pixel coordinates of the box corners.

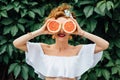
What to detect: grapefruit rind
<box><xmin>47</xmin><ymin>20</ymin><xmax>61</xmax><ymax>33</ymax></box>
<box><xmin>63</xmin><ymin>20</ymin><xmax>76</xmax><ymax>33</ymax></box>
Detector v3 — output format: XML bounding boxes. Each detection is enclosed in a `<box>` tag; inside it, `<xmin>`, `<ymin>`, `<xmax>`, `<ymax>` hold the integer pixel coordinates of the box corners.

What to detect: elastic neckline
<box><xmin>38</xmin><ymin>43</ymin><xmax>84</xmax><ymax>58</ymax></box>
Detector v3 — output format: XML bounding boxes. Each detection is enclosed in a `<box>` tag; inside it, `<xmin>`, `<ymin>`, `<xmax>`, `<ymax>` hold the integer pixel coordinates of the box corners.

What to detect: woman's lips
<box><xmin>58</xmin><ymin>33</ymin><xmax>66</xmax><ymax>37</ymax></box>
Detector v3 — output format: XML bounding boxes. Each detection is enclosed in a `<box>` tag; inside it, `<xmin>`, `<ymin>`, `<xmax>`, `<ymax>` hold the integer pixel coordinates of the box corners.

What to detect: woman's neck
<box><xmin>54</xmin><ymin>40</ymin><xmax>69</xmax><ymax>51</ymax></box>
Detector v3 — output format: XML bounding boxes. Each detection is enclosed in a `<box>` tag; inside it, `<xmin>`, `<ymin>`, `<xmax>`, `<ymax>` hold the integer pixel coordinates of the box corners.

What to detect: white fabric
<box><xmin>25</xmin><ymin>42</ymin><xmax>103</xmax><ymax>80</ymax></box>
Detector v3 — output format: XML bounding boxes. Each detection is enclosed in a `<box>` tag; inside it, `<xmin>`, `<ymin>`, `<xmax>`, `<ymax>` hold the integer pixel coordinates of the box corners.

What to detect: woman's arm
<box><xmin>13</xmin><ymin>29</ymin><xmax>43</xmax><ymax>51</ymax></box>
<box><xmin>13</xmin><ymin>19</ymin><xmax>53</xmax><ymax>51</ymax></box>
<box><xmin>72</xmin><ymin>19</ymin><xmax>109</xmax><ymax>53</ymax></box>
<box><xmin>79</xmin><ymin>30</ymin><xmax>109</xmax><ymax>53</ymax></box>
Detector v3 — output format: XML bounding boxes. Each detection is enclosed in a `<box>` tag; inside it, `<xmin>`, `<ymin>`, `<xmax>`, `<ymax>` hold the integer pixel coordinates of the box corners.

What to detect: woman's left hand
<box><xmin>70</xmin><ymin>18</ymin><xmax>84</xmax><ymax>36</ymax></box>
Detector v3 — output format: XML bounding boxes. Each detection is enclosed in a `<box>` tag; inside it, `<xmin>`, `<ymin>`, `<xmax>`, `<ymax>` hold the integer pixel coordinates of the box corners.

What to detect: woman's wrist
<box><xmin>78</xmin><ymin>30</ymin><xmax>86</xmax><ymax>37</ymax></box>
<box><xmin>27</xmin><ymin>29</ymin><xmax>43</xmax><ymax>40</ymax></box>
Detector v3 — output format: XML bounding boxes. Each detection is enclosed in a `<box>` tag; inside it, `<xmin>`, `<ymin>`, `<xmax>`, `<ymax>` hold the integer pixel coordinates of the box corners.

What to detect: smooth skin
<box><xmin>13</xmin><ymin>17</ymin><xmax>109</xmax><ymax>80</ymax></box>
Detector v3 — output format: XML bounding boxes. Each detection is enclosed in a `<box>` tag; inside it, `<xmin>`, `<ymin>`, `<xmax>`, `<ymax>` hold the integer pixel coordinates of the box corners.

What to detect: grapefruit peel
<box><xmin>47</xmin><ymin>20</ymin><xmax>61</xmax><ymax>33</ymax></box>
<box><xmin>63</xmin><ymin>20</ymin><xmax>76</xmax><ymax>33</ymax></box>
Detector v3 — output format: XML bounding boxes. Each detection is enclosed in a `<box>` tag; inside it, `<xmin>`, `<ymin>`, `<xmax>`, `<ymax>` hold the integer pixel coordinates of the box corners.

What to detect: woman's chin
<box><xmin>56</xmin><ymin>37</ymin><xmax>68</xmax><ymax>41</ymax></box>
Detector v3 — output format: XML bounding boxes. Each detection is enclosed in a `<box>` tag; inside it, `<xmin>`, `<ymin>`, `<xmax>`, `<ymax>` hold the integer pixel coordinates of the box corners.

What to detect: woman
<box><xmin>13</xmin><ymin>3</ymin><xmax>109</xmax><ymax>80</ymax></box>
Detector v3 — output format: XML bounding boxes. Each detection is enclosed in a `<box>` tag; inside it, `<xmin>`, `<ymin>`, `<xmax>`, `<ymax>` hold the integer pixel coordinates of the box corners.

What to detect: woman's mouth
<box><xmin>57</xmin><ymin>33</ymin><xmax>66</xmax><ymax>37</ymax></box>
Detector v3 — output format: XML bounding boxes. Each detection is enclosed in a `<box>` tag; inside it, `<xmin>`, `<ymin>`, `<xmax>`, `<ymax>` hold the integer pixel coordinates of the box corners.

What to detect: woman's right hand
<box><xmin>39</xmin><ymin>19</ymin><xmax>54</xmax><ymax>35</ymax></box>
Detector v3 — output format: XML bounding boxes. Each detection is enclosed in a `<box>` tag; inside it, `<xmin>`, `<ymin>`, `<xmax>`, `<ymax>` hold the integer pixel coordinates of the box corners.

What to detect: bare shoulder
<box><xmin>69</xmin><ymin>44</ymin><xmax>83</xmax><ymax>51</ymax></box>
<box><xmin>75</xmin><ymin>44</ymin><xmax>83</xmax><ymax>49</ymax></box>
<box><xmin>40</xmin><ymin>43</ymin><xmax>48</xmax><ymax>46</ymax></box>
<box><xmin>40</xmin><ymin>43</ymin><xmax>54</xmax><ymax>50</ymax></box>
<box><xmin>39</xmin><ymin>43</ymin><xmax>54</xmax><ymax>55</ymax></box>
<box><xmin>40</xmin><ymin>43</ymin><xmax>50</xmax><ymax>48</ymax></box>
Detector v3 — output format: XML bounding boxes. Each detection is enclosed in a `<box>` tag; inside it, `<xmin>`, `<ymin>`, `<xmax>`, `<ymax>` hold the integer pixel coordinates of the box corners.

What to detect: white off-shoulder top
<box><xmin>25</xmin><ymin>42</ymin><xmax>103</xmax><ymax>80</ymax></box>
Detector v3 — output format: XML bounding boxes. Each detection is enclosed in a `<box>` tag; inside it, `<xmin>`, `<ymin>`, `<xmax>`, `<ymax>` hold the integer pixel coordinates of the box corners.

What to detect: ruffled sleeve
<box><xmin>76</xmin><ymin>44</ymin><xmax>103</xmax><ymax>79</ymax></box>
<box><xmin>25</xmin><ymin>42</ymin><xmax>46</xmax><ymax>79</ymax></box>
<box><xmin>84</xmin><ymin>44</ymin><xmax>103</xmax><ymax>68</ymax></box>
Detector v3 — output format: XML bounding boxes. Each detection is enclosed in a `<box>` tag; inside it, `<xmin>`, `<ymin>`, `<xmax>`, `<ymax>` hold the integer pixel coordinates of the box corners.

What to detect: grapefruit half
<box><xmin>63</xmin><ymin>20</ymin><xmax>76</xmax><ymax>33</ymax></box>
<box><xmin>47</xmin><ymin>20</ymin><xmax>61</xmax><ymax>33</ymax></box>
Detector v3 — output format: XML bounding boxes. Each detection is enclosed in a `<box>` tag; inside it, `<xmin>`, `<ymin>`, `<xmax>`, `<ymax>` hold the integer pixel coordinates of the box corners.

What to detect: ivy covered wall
<box><xmin>0</xmin><ymin>0</ymin><xmax>120</xmax><ymax>80</ymax></box>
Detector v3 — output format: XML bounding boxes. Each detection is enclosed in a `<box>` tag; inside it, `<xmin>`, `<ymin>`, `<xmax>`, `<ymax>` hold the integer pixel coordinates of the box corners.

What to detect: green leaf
<box><xmin>1</xmin><ymin>10</ymin><xmax>8</xmax><ymax>17</ymax></box>
<box><xmin>106</xmin><ymin>1</ymin><xmax>114</xmax><ymax>10</ymax></box>
<box><xmin>78</xmin><ymin>1</ymin><xmax>94</xmax><ymax>6</ymax></box>
<box><xmin>41</xmin><ymin>35</ymin><xmax>46</xmax><ymax>39</ymax></box>
<box><xmin>114</xmin><ymin>39</ymin><xmax>120</xmax><ymax>48</ymax></box>
<box><xmin>97</xmin><ymin>1</ymin><xmax>105</xmax><ymax>8</ymax></box>
<box><xmin>112</xmin><ymin>67</ymin><xmax>118</xmax><ymax>74</ymax></box>
<box><xmin>17</xmin><ymin>23</ymin><xmax>25</xmax><ymax>32</ymax></box>
<box><xmin>0</xmin><ymin>39</ymin><xmax>7</xmax><ymax>45</ymax></box>
<box><xmin>0</xmin><ymin>0</ymin><xmax>7</xmax><ymax>4</ymax></box>
<box><xmin>108</xmin><ymin>40</ymin><xmax>114</xmax><ymax>50</ymax></box>
<box><xmin>114</xmin><ymin>1</ymin><xmax>120</xmax><ymax>8</ymax></box>
<box><xmin>3</xmin><ymin>27</ymin><xmax>11</xmax><ymax>35</ymax></box>
<box><xmin>39</xmin><ymin>7</ymin><xmax>45</xmax><ymax>17</ymax></box>
<box><xmin>18</xmin><ymin>18</ymin><xmax>28</xmax><ymax>24</ymax></box>
<box><xmin>105</xmin><ymin>22</ymin><xmax>109</xmax><ymax>33</ymax></box>
<box><xmin>0</xmin><ymin>45</ymin><xmax>7</xmax><ymax>55</ymax></box>
<box><xmin>103</xmin><ymin>51</ymin><xmax>111</xmax><ymax>60</ymax></box>
<box><xmin>112</xmin><ymin>22</ymin><xmax>119</xmax><ymax>30</ymax></box>
<box><xmin>77</xmin><ymin>18</ymin><xmax>86</xmax><ymax>27</ymax></box>
<box><xmin>117</xmin><ymin>66</ymin><xmax>120</xmax><ymax>75</ymax></box>
<box><xmin>94</xmin><ymin>7</ymin><xmax>105</xmax><ymax>16</ymax></box>
<box><xmin>102</xmin><ymin>69</ymin><xmax>110</xmax><ymax>80</ymax></box>
<box><xmin>7</xmin><ymin>44</ymin><xmax>13</xmax><ymax>56</ymax></box>
<box><xmin>74</xmin><ymin>10</ymin><xmax>83</xmax><ymax>17</ymax></box>
<box><xmin>96</xmin><ymin>68</ymin><xmax>102</xmax><ymax>77</ymax></box>
<box><xmin>95</xmin><ymin>1</ymin><xmax>106</xmax><ymax>16</ymax></box>
<box><xmin>11</xmin><ymin>0</ymin><xmax>14</xmax><ymax>2</ymax></box>
<box><xmin>98</xmin><ymin>2</ymin><xmax>106</xmax><ymax>13</ymax></box>
<box><xmin>88</xmin><ymin>72</ymin><xmax>97</xmax><ymax>80</ymax></box>
<box><xmin>6</xmin><ymin>4</ymin><xmax>13</xmax><ymax>10</ymax></box>
<box><xmin>10</xmin><ymin>25</ymin><xmax>18</xmax><ymax>36</ymax></box>
<box><xmin>28</xmin><ymin>67</ymin><xmax>35</xmax><ymax>78</ymax></box>
<box><xmin>32</xmin><ymin>8</ymin><xmax>40</xmax><ymax>15</ymax></box>
<box><xmin>81</xmin><ymin>73</ymin><xmax>88</xmax><ymax>80</ymax></box>
<box><xmin>13</xmin><ymin>1</ymin><xmax>19</xmax><ymax>7</ymax></box>
<box><xmin>74</xmin><ymin>0</ymin><xmax>78</xmax><ymax>3</ymax></box>
<box><xmin>20</xmin><ymin>9</ymin><xmax>27</xmax><ymax>17</ymax></box>
<box><xmin>21</xmin><ymin>0</ymin><xmax>28</xmax><ymax>4</ymax></box>
<box><xmin>1</xmin><ymin>18</ymin><xmax>13</xmax><ymax>25</ymax></box>
<box><xmin>30</xmin><ymin>23</ymin><xmax>41</xmax><ymax>31</ymax></box>
<box><xmin>3</xmin><ymin>55</ymin><xmax>9</xmax><ymax>64</ymax></box>
<box><xmin>14</xmin><ymin>64</ymin><xmax>21</xmax><ymax>79</ymax></box>
<box><xmin>116</xmin><ymin>49</ymin><xmax>120</xmax><ymax>58</ymax></box>
<box><xmin>86</xmin><ymin>19</ymin><xmax>97</xmax><ymax>32</ymax></box>
<box><xmin>29</xmin><ymin>2</ymin><xmax>38</xmax><ymax>6</ymax></box>
<box><xmin>83</xmin><ymin>6</ymin><xmax>94</xmax><ymax>18</ymax></box>
<box><xmin>28</xmin><ymin>11</ymin><xmax>35</xmax><ymax>19</ymax></box>
<box><xmin>8</xmin><ymin>63</ymin><xmax>18</xmax><ymax>74</ymax></box>
<box><xmin>1</xmin><ymin>6</ymin><xmax>7</xmax><ymax>10</ymax></box>
<box><xmin>115</xmin><ymin>59</ymin><xmax>120</xmax><ymax>65</ymax></box>
<box><xmin>21</xmin><ymin>65</ymin><xmax>28</xmax><ymax>80</ymax></box>
<box><xmin>106</xmin><ymin>61</ymin><xmax>114</xmax><ymax>67</ymax></box>
<box><xmin>106</xmin><ymin>10</ymin><xmax>112</xmax><ymax>18</ymax></box>
<box><xmin>14</xmin><ymin>7</ymin><xmax>20</xmax><ymax>13</ymax></box>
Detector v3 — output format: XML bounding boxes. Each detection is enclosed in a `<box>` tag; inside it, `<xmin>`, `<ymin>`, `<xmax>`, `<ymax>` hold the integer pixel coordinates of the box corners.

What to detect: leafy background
<box><xmin>0</xmin><ymin>0</ymin><xmax>120</xmax><ymax>80</ymax></box>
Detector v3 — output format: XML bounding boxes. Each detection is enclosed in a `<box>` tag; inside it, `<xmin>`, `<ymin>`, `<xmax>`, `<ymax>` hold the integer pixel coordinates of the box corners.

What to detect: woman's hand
<box><xmin>70</xmin><ymin>18</ymin><xmax>85</xmax><ymax>36</ymax></box>
<box><xmin>39</xmin><ymin>19</ymin><xmax>54</xmax><ymax>35</ymax></box>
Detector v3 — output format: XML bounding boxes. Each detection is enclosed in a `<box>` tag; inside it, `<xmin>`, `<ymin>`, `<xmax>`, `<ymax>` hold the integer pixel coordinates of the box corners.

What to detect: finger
<box><xmin>43</xmin><ymin>18</ymin><xmax>55</xmax><ymax>29</ymax></box>
<box><xmin>70</xmin><ymin>18</ymin><xmax>80</xmax><ymax>28</ymax></box>
<box><xmin>47</xmin><ymin>31</ymin><xmax>55</xmax><ymax>35</ymax></box>
<box><xmin>70</xmin><ymin>18</ymin><xmax>77</xmax><ymax>24</ymax></box>
<box><xmin>45</xmin><ymin>18</ymin><xmax>55</xmax><ymax>24</ymax></box>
